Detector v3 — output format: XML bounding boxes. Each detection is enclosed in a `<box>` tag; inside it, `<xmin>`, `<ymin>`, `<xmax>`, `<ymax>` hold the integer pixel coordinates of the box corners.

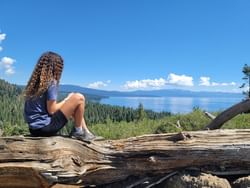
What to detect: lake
<box><xmin>100</xmin><ymin>96</ymin><xmax>244</xmax><ymax>114</ymax></box>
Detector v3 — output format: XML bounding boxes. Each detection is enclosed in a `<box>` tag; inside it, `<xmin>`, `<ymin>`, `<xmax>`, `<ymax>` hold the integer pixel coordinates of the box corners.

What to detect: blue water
<box><xmin>100</xmin><ymin>96</ymin><xmax>243</xmax><ymax>114</ymax></box>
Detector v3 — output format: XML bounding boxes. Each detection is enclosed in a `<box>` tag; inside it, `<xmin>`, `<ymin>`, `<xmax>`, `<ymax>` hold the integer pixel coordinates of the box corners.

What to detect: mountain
<box><xmin>60</xmin><ymin>84</ymin><xmax>162</xmax><ymax>98</ymax></box>
<box><xmin>60</xmin><ymin>84</ymin><xmax>243</xmax><ymax>99</ymax></box>
<box><xmin>129</xmin><ymin>89</ymin><xmax>242</xmax><ymax>98</ymax></box>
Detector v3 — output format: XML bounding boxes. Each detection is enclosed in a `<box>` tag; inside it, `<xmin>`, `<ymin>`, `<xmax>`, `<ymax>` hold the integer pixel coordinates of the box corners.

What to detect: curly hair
<box><xmin>24</xmin><ymin>51</ymin><xmax>64</xmax><ymax>98</ymax></box>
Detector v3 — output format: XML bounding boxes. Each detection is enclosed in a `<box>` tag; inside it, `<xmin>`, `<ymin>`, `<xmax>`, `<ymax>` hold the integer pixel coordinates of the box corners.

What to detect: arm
<box><xmin>47</xmin><ymin>99</ymin><xmax>65</xmax><ymax>115</ymax></box>
<box><xmin>47</xmin><ymin>93</ymin><xmax>73</xmax><ymax>115</ymax></box>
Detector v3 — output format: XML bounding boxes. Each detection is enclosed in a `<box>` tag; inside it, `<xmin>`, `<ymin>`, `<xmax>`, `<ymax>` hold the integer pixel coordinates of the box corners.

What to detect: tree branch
<box><xmin>204</xmin><ymin>99</ymin><xmax>250</xmax><ymax>130</ymax></box>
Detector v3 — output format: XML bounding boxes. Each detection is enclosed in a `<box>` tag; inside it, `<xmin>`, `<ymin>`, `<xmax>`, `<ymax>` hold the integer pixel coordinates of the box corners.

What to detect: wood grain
<box><xmin>0</xmin><ymin>129</ymin><xmax>250</xmax><ymax>187</ymax></box>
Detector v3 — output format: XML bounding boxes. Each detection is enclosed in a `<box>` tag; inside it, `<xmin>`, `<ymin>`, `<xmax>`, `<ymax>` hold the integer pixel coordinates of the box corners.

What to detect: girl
<box><xmin>24</xmin><ymin>51</ymin><xmax>95</xmax><ymax>141</ymax></box>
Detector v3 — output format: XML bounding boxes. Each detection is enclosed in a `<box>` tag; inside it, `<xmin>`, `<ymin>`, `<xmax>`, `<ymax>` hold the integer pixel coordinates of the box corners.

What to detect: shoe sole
<box><xmin>92</xmin><ymin>136</ymin><xmax>105</xmax><ymax>141</ymax></box>
<box><xmin>71</xmin><ymin>136</ymin><xmax>91</xmax><ymax>144</ymax></box>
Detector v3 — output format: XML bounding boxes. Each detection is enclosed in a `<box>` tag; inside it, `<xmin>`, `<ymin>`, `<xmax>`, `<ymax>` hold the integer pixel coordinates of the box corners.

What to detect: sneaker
<box><xmin>84</xmin><ymin>131</ymin><xmax>105</xmax><ymax>141</ymax></box>
<box><xmin>70</xmin><ymin>128</ymin><xmax>96</xmax><ymax>142</ymax></box>
<box><xmin>84</xmin><ymin>131</ymin><xmax>96</xmax><ymax>141</ymax></box>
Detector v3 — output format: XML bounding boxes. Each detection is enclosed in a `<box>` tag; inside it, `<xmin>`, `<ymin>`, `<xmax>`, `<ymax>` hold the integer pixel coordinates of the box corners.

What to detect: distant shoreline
<box><xmin>99</xmin><ymin>96</ymin><xmax>243</xmax><ymax>114</ymax></box>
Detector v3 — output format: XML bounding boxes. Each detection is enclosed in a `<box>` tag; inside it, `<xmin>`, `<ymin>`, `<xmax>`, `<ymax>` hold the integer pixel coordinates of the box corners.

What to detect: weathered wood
<box><xmin>204</xmin><ymin>111</ymin><xmax>216</xmax><ymax>120</ymax></box>
<box><xmin>0</xmin><ymin>129</ymin><xmax>250</xmax><ymax>187</ymax></box>
<box><xmin>204</xmin><ymin>99</ymin><xmax>250</xmax><ymax>130</ymax></box>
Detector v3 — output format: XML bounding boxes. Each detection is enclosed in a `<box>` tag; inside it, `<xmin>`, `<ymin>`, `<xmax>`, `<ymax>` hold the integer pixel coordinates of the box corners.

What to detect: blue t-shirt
<box><xmin>24</xmin><ymin>81</ymin><xmax>58</xmax><ymax>130</ymax></box>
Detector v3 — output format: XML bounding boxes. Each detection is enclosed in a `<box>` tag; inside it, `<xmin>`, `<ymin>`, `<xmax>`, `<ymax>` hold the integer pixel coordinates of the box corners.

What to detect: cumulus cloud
<box><xmin>123</xmin><ymin>78</ymin><xmax>166</xmax><ymax>89</ymax></box>
<box><xmin>166</xmin><ymin>73</ymin><xmax>194</xmax><ymax>86</ymax></box>
<box><xmin>0</xmin><ymin>32</ymin><xmax>6</xmax><ymax>51</ymax></box>
<box><xmin>87</xmin><ymin>80</ymin><xmax>111</xmax><ymax>89</ymax></box>
<box><xmin>199</xmin><ymin>76</ymin><xmax>236</xmax><ymax>87</ymax></box>
<box><xmin>0</xmin><ymin>57</ymin><xmax>16</xmax><ymax>75</ymax></box>
<box><xmin>0</xmin><ymin>33</ymin><xmax>6</xmax><ymax>42</ymax></box>
<box><xmin>123</xmin><ymin>73</ymin><xmax>194</xmax><ymax>90</ymax></box>
<box><xmin>199</xmin><ymin>77</ymin><xmax>210</xmax><ymax>86</ymax></box>
<box><xmin>122</xmin><ymin>73</ymin><xmax>237</xmax><ymax>90</ymax></box>
<box><xmin>0</xmin><ymin>32</ymin><xmax>16</xmax><ymax>75</ymax></box>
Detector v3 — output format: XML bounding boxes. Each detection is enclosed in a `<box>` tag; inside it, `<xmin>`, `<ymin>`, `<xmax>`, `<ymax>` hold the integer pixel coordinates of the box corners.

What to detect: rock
<box><xmin>232</xmin><ymin>176</ymin><xmax>250</xmax><ymax>188</ymax></box>
<box><xmin>163</xmin><ymin>172</ymin><xmax>231</xmax><ymax>188</ymax></box>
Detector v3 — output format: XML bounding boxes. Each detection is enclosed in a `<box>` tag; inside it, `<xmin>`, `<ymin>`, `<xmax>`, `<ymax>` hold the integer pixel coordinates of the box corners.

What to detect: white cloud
<box><xmin>5</xmin><ymin>68</ymin><xmax>15</xmax><ymax>75</ymax></box>
<box><xmin>87</xmin><ymin>80</ymin><xmax>111</xmax><ymax>89</ymax></box>
<box><xmin>123</xmin><ymin>78</ymin><xmax>166</xmax><ymax>89</ymax></box>
<box><xmin>0</xmin><ymin>33</ymin><xmax>16</xmax><ymax>75</ymax></box>
<box><xmin>122</xmin><ymin>73</ymin><xmax>237</xmax><ymax>90</ymax></box>
<box><xmin>0</xmin><ymin>32</ymin><xmax>6</xmax><ymax>52</ymax></box>
<box><xmin>0</xmin><ymin>57</ymin><xmax>16</xmax><ymax>75</ymax></box>
<box><xmin>199</xmin><ymin>76</ymin><xmax>236</xmax><ymax>87</ymax></box>
<box><xmin>123</xmin><ymin>73</ymin><xmax>194</xmax><ymax>90</ymax></box>
<box><xmin>221</xmin><ymin>82</ymin><xmax>236</xmax><ymax>86</ymax></box>
<box><xmin>0</xmin><ymin>33</ymin><xmax>6</xmax><ymax>42</ymax></box>
<box><xmin>199</xmin><ymin>77</ymin><xmax>210</xmax><ymax>86</ymax></box>
<box><xmin>166</xmin><ymin>73</ymin><xmax>194</xmax><ymax>86</ymax></box>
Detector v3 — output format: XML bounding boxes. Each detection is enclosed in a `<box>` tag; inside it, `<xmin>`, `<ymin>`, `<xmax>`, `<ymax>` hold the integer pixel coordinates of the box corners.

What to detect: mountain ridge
<box><xmin>60</xmin><ymin>84</ymin><xmax>243</xmax><ymax>98</ymax></box>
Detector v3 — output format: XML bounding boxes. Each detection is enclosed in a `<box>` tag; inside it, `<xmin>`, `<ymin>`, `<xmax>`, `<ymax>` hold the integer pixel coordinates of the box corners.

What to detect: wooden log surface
<box><xmin>0</xmin><ymin>129</ymin><xmax>250</xmax><ymax>187</ymax></box>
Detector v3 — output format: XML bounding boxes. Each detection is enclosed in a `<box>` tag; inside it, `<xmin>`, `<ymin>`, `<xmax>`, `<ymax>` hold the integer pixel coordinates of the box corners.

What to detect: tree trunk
<box><xmin>204</xmin><ymin>99</ymin><xmax>250</xmax><ymax>130</ymax></box>
<box><xmin>0</xmin><ymin>129</ymin><xmax>250</xmax><ymax>187</ymax></box>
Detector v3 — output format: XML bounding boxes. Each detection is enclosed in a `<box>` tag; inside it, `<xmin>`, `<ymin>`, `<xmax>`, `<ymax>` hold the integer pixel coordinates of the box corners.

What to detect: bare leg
<box><xmin>59</xmin><ymin>92</ymin><xmax>96</xmax><ymax>141</ymax></box>
<box><xmin>72</xmin><ymin>98</ymin><xmax>91</xmax><ymax>133</ymax></box>
<box><xmin>60</xmin><ymin>93</ymin><xmax>88</xmax><ymax>130</ymax></box>
<box><xmin>81</xmin><ymin>117</ymin><xmax>89</xmax><ymax>132</ymax></box>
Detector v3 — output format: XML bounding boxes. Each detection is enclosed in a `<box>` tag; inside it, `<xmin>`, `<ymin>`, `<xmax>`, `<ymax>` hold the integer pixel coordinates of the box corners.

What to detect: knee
<box><xmin>68</xmin><ymin>93</ymin><xmax>85</xmax><ymax>105</ymax></box>
<box><xmin>75</xmin><ymin>93</ymin><xmax>85</xmax><ymax>103</ymax></box>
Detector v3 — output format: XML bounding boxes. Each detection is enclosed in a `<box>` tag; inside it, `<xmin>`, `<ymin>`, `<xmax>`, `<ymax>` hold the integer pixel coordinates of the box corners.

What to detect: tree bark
<box><xmin>0</xmin><ymin>129</ymin><xmax>250</xmax><ymax>187</ymax></box>
<box><xmin>204</xmin><ymin>99</ymin><xmax>250</xmax><ymax>130</ymax></box>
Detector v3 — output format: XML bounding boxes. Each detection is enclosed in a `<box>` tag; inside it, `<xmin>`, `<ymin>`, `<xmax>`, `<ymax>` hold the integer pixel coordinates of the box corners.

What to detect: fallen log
<box><xmin>0</xmin><ymin>129</ymin><xmax>250</xmax><ymax>187</ymax></box>
<box><xmin>204</xmin><ymin>99</ymin><xmax>250</xmax><ymax>130</ymax></box>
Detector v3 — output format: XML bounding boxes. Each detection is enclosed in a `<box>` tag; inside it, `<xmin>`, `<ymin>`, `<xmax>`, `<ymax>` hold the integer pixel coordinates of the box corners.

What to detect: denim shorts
<box><xmin>29</xmin><ymin>110</ymin><xmax>68</xmax><ymax>137</ymax></box>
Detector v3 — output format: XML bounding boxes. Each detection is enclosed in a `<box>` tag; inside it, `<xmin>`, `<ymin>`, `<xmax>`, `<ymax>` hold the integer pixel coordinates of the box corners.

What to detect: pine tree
<box><xmin>137</xmin><ymin>103</ymin><xmax>147</xmax><ymax>121</ymax></box>
<box><xmin>240</xmin><ymin>64</ymin><xmax>250</xmax><ymax>98</ymax></box>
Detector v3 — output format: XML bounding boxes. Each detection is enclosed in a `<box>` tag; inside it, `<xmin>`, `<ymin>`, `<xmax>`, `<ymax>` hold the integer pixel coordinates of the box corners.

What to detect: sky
<box><xmin>0</xmin><ymin>0</ymin><xmax>250</xmax><ymax>92</ymax></box>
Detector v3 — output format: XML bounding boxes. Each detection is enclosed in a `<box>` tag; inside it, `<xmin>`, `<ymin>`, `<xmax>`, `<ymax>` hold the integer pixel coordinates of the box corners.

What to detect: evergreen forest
<box><xmin>0</xmin><ymin>78</ymin><xmax>250</xmax><ymax>139</ymax></box>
